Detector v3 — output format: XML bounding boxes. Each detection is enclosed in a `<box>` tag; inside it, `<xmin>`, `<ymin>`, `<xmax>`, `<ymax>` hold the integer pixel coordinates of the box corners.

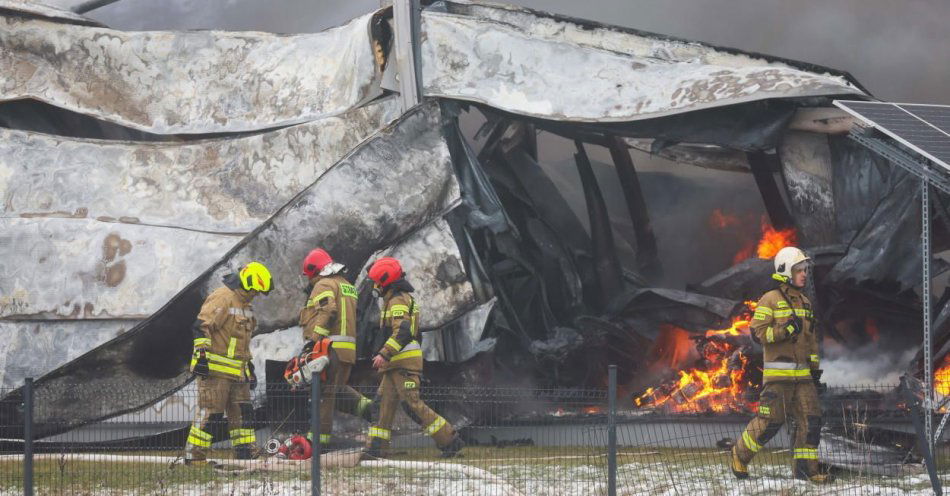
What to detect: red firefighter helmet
<box><xmin>367</xmin><ymin>257</ymin><xmax>403</xmax><ymax>288</ymax></box>
<box><xmin>302</xmin><ymin>249</ymin><xmax>333</xmax><ymax>279</ymax></box>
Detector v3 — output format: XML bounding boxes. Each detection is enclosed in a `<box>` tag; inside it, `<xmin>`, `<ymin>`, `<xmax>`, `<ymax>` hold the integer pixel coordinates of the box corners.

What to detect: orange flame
<box><xmin>756</xmin><ymin>220</ymin><xmax>797</xmax><ymax>259</ymax></box>
<box><xmin>634</xmin><ymin>302</ymin><xmax>759</xmax><ymax>413</ymax></box>
<box><xmin>731</xmin><ymin>216</ymin><xmax>797</xmax><ymax>264</ymax></box>
<box><xmin>936</xmin><ymin>355</ymin><xmax>950</xmax><ymax>397</ymax></box>
<box><xmin>649</xmin><ymin>325</ymin><xmax>696</xmax><ymax>371</ymax></box>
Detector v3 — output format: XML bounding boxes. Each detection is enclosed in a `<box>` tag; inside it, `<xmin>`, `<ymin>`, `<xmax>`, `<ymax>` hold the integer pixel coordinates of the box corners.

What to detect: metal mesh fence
<box><xmin>0</xmin><ymin>379</ymin><xmax>943</xmax><ymax>495</ymax></box>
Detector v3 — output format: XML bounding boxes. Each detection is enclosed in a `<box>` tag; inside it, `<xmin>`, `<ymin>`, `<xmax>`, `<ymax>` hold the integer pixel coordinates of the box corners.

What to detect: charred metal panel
<box><xmin>421</xmin><ymin>300</ymin><xmax>496</xmax><ymax>363</ymax></box>
<box><xmin>609</xmin><ymin>288</ymin><xmax>740</xmax><ymax>334</ymax></box>
<box><xmin>355</xmin><ymin>217</ymin><xmax>476</xmax><ymax>331</ymax></box>
<box><xmin>779</xmin><ymin>131</ymin><xmax>837</xmax><ymax>245</ymax></box>
<box><xmin>0</xmin><ymin>11</ymin><xmax>381</xmax><ymax>133</ymax></box>
<box><xmin>0</xmin><ymin>218</ymin><xmax>240</xmax><ymax>319</ymax></box>
<box><xmin>625</xmin><ymin>139</ymin><xmax>751</xmax><ymax>173</ymax></box>
<box><xmin>0</xmin><ymin>98</ymin><xmax>401</xmax><ymax>232</ymax></box>
<box><xmin>828</xmin><ymin>169</ymin><xmax>921</xmax><ymax>293</ymax></box>
<box><xmin>0</xmin><ymin>320</ymin><xmax>137</xmax><ymax>389</ymax></box>
<box><xmin>0</xmin><ymin>102</ymin><xmax>460</xmax><ymax>434</ymax></box>
<box><xmin>420</xmin><ymin>8</ymin><xmax>863</xmax><ymax>123</ymax></box>
<box><xmin>828</xmin><ymin>135</ymin><xmax>892</xmax><ymax>244</ymax></box>
<box><xmin>438</xmin><ymin>2</ymin><xmax>865</xmax><ymax>91</ymax></box>
<box><xmin>747</xmin><ymin>151</ymin><xmax>796</xmax><ymax>230</ymax></box>
<box><xmin>574</xmin><ymin>141</ymin><xmax>623</xmax><ymax>306</ymax></box>
<box><xmin>0</xmin><ymin>0</ymin><xmax>100</xmax><ymax>26</ymax></box>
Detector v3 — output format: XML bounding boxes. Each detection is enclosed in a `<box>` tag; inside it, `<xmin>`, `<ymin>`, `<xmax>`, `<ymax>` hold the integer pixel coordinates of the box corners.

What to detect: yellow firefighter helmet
<box><xmin>240</xmin><ymin>262</ymin><xmax>273</xmax><ymax>293</ymax></box>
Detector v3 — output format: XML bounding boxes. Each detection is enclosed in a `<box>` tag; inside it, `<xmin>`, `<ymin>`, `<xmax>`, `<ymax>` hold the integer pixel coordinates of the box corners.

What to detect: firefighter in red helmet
<box><xmin>298</xmin><ymin>248</ymin><xmax>374</xmax><ymax>448</ymax></box>
<box><xmin>363</xmin><ymin>257</ymin><xmax>463</xmax><ymax>458</ymax></box>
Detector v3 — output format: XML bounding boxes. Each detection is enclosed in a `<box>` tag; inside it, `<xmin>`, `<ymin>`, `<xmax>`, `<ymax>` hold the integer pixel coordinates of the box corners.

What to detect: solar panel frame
<box><xmin>834</xmin><ymin>100</ymin><xmax>950</xmax><ymax>172</ymax></box>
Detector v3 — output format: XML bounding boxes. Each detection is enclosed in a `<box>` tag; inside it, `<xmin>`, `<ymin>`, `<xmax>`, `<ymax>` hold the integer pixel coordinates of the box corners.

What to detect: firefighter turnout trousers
<box><xmin>185</xmin><ymin>376</ymin><xmax>256</xmax><ymax>461</ymax></box>
<box><xmin>311</xmin><ymin>350</ymin><xmax>374</xmax><ymax>447</ymax></box>
<box><xmin>735</xmin><ymin>381</ymin><xmax>821</xmax><ymax>475</ymax></box>
<box><xmin>365</xmin><ymin>369</ymin><xmax>455</xmax><ymax>454</ymax></box>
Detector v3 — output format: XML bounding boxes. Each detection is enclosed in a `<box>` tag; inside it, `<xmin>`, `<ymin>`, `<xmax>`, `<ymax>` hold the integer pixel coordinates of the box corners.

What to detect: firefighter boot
<box><xmin>439</xmin><ymin>433</ymin><xmax>465</xmax><ymax>459</ymax></box>
<box><xmin>730</xmin><ymin>446</ymin><xmax>749</xmax><ymax>479</ymax></box>
<box><xmin>361</xmin><ymin>436</ymin><xmax>386</xmax><ymax>460</ymax></box>
<box><xmin>794</xmin><ymin>459</ymin><xmax>834</xmax><ymax>483</ymax></box>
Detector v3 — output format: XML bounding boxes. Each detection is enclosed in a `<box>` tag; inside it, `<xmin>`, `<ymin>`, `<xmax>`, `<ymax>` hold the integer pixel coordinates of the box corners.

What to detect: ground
<box><xmin>0</xmin><ymin>447</ymin><xmax>939</xmax><ymax>495</ymax></box>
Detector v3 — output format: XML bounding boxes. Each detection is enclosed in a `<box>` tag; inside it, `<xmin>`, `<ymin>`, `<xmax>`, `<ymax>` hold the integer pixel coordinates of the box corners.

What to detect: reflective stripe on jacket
<box><xmin>191</xmin><ymin>286</ymin><xmax>255</xmax><ymax>381</ymax></box>
<box><xmin>378</xmin><ymin>291</ymin><xmax>422</xmax><ymax>372</ymax></box>
<box><xmin>751</xmin><ymin>284</ymin><xmax>819</xmax><ymax>384</ymax></box>
<box><xmin>299</xmin><ymin>274</ymin><xmax>358</xmax><ymax>363</ymax></box>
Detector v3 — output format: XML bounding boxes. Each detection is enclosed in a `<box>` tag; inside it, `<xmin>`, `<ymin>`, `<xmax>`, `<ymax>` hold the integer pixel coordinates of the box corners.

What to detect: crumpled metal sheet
<box><xmin>3</xmin><ymin>102</ymin><xmax>460</xmax><ymax>434</ymax></box>
<box><xmin>0</xmin><ymin>11</ymin><xmax>381</xmax><ymax>134</ymax></box>
<box><xmin>355</xmin><ymin>217</ymin><xmax>476</xmax><ymax>331</ymax></box>
<box><xmin>420</xmin><ymin>4</ymin><xmax>864</xmax><ymax>123</ymax></box>
<box><xmin>0</xmin><ymin>0</ymin><xmax>100</xmax><ymax>26</ymax></box>
<box><xmin>819</xmin><ymin>433</ymin><xmax>921</xmax><ymax>477</ymax></box>
<box><xmin>0</xmin><ymin>320</ymin><xmax>137</xmax><ymax>389</ymax></box>
<box><xmin>625</xmin><ymin>139</ymin><xmax>750</xmax><ymax>173</ymax></box>
<box><xmin>828</xmin><ymin>135</ymin><xmax>892</xmax><ymax>244</ymax></box>
<box><xmin>828</xmin><ymin>169</ymin><xmax>921</xmax><ymax>293</ymax></box>
<box><xmin>0</xmin><ymin>98</ymin><xmax>401</xmax><ymax>232</ymax></box>
<box><xmin>422</xmin><ymin>299</ymin><xmax>496</xmax><ymax>363</ymax></box>
<box><xmin>779</xmin><ymin>131</ymin><xmax>837</xmax><ymax>245</ymax></box>
<box><xmin>0</xmin><ymin>218</ymin><xmax>240</xmax><ymax>319</ymax></box>
<box><xmin>608</xmin><ymin>288</ymin><xmax>740</xmax><ymax>333</ymax></box>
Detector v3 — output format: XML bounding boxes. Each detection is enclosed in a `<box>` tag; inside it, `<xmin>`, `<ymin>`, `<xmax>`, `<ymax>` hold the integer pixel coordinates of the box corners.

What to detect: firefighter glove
<box><xmin>192</xmin><ymin>350</ymin><xmax>210</xmax><ymax>377</ymax></box>
<box><xmin>785</xmin><ymin>319</ymin><xmax>802</xmax><ymax>339</ymax></box>
<box><xmin>248</xmin><ymin>361</ymin><xmax>258</xmax><ymax>390</ymax></box>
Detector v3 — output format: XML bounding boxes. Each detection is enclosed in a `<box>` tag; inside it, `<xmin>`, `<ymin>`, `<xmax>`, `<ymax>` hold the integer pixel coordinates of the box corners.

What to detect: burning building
<box><xmin>0</xmin><ymin>0</ymin><xmax>940</xmax><ymax>440</ymax></box>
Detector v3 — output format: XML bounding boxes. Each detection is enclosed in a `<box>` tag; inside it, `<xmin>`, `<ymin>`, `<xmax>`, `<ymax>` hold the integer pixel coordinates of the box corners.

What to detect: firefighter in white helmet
<box><xmin>730</xmin><ymin>247</ymin><xmax>832</xmax><ymax>483</ymax></box>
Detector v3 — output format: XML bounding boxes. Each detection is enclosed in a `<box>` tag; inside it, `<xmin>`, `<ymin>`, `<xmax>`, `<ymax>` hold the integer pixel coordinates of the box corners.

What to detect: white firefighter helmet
<box><xmin>772</xmin><ymin>246</ymin><xmax>810</xmax><ymax>283</ymax></box>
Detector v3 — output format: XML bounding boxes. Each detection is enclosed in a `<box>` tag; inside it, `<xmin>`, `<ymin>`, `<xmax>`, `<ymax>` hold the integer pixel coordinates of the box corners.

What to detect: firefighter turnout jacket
<box><xmin>377</xmin><ymin>286</ymin><xmax>422</xmax><ymax>372</ymax></box>
<box><xmin>299</xmin><ymin>274</ymin><xmax>358</xmax><ymax>363</ymax></box>
<box><xmin>191</xmin><ymin>286</ymin><xmax>256</xmax><ymax>381</ymax></box>
<box><xmin>750</xmin><ymin>283</ymin><xmax>819</xmax><ymax>384</ymax></box>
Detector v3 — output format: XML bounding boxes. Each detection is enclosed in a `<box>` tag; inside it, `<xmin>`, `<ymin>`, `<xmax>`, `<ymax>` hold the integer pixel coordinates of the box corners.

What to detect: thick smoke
<box><xmin>821</xmin><ymin>343</ymin><xmax>918</xmax><ymax>387</ymax></box>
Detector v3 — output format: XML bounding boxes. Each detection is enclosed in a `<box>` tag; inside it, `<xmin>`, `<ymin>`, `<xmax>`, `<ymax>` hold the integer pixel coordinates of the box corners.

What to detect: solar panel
<box><xmin>834</xmin><ymin>100</ymin><xmax>950</xmax><ymax>171</ymax></box>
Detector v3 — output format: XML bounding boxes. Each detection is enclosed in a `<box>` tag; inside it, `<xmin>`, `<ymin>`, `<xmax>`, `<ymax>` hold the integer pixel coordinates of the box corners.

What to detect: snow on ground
<box><xmin>0</xmin><ymin>456</ymin><xmax>939</xmax><ymax>495</ymax></box>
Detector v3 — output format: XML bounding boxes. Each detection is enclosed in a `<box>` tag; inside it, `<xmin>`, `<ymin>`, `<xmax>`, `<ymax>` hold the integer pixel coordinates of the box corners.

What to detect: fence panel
<box><xmin>0</xmin><ymin>380</ymin><xmax>942</xmax><ymax>495</ymax></box>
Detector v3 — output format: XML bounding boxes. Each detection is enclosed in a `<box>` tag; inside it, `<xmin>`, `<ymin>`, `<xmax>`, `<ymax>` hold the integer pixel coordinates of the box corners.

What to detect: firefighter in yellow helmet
<box><xmin>362</xmin><ymin>257</ymin><xmax>463</xmax><ymax>459</ymax></box>
<box><xmin>298</xmin><ymin>248</ymin><xmax>374</xmax><ymax>448</ymax></box>
<box><xmin>730</xmin><ymin>247</ymin><xmax>831</xmax><ymax>483</ymax></box>
<box><xmin>184</xmin><ymin>262</ymin><xmax>272</xmax><ymax>463</ymax></box>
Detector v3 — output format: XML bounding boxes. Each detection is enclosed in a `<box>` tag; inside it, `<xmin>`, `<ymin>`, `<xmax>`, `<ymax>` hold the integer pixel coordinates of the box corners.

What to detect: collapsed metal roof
<box><xmin>5</xmin><ymin>0</ymin><xmax>937</xmax><ymax>432</ymax></box>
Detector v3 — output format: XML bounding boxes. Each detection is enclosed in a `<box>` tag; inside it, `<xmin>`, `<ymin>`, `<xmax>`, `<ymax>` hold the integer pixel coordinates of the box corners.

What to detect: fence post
<box><xmin>23</xmin><ymin>377</ymin><xmax>33</xmax><ymax>496</ymax></box>
<box><xmin>310</xmin><ymin>374</ymin><xmax>321</xmax><ymax>496</ymax></box>
<box><xmin>608</xmin><ymin>365</ymin><xmax>617</xmax><ymax>496</ymax></box>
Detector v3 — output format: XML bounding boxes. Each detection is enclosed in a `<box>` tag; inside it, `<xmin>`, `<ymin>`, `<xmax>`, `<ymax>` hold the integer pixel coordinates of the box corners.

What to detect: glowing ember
<box><xmin>634</xmin><ymin>302</ymin><xmax>760</xmax><ymax>414</ymax></box>
<box><xmin>583</xmin><ymin>406</ymin><xmax>604</xmax><ymax>415</ymax></box>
